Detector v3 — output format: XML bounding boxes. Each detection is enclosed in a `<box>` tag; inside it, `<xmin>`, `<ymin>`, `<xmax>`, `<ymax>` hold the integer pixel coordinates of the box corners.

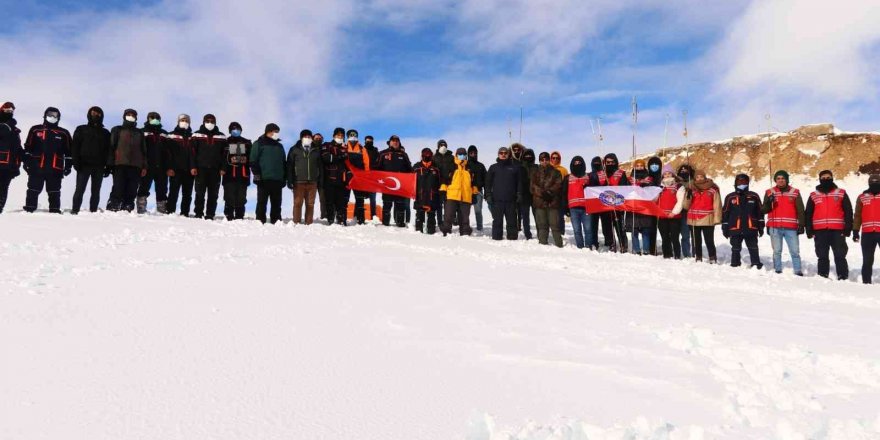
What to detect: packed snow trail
<box><xmin>1</xmin><ymin>209</ymin><xmax>877</xmax><ymax>440</ymax></box>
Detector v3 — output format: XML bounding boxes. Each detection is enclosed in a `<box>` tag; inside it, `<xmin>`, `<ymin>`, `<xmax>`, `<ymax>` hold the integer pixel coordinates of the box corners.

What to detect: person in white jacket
<box><xmin>657</xmin><ymin>166</ymin><xmax>686</xmax><ymax>259</ymax></box>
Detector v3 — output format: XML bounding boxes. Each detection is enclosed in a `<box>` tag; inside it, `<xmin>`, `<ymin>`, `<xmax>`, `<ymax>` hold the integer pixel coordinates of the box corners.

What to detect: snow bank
<box><xmin>1</xmin><ymin>176</ymin><xmax>878</xmax><ymax>440</ymax></box>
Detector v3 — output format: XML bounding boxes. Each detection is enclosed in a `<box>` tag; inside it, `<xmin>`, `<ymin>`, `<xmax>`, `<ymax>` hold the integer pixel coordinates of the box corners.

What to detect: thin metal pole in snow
<box><xmin>765</xmin><ymin>114</ymin><xmax>773</xmax><ymax>178</ymax></box>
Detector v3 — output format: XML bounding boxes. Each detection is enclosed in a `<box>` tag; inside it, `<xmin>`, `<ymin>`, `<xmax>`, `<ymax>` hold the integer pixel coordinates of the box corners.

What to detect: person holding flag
<box><xmin>345</xmin><ymin>129</ymin><xmax>372</xmax><ymax>224</ymax></box>
<box><xmin>375</xmin><ymin>135</ymin><xmax>412</xmax><ymax>227</ymax></box>
<box><xmin>657</xmin><ymin>166</ymin><xmax>685</xmax><ymax>259</ymax></box>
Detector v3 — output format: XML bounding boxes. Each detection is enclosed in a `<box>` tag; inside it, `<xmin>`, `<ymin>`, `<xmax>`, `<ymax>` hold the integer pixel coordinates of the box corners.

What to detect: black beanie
<box><xmin>346</xmin><ymin>129</ymin><xmax>358</xmax><ymax>138</ymax></box>
<box><xmin>265</xmin><ymin>123</ymin><xmax>280</xmax><ymax>134</ymax></box>
<box><xmin>123</xmin><ymin>108</ymin><xmax>137</xmax><ymax>118</ymax></box>
<box><xmin>735</xmin><ymin>173</ymin><xmax>750</xmax><ymax>186</ymax></box>
<box><xmin>228</xmin><ymin>121</ymin><xmax>242</xmax><ymax>132</ymax></box>
<box><xmin>203</xmin><ymin>113</ymin><xmax>216</xmax><ymax>123</ymax></box>
<box><xmin>300</xmin><ymin>129</ymin><xmax>313</xmax><ymax>139</ymax></box>
<box><xmin>455</xmin><ymin>147</ymin><xmax>467</xmax><ymax>156</ymax></box>
<box><xmin>333</xmin><ymin>127</ymin><xmax>345</xmax><ymax>137</ymax></box>
<box><xmin>147</xmin><ymin>111</ymin><xmax>161</xmax><ymax>121</ymax></box>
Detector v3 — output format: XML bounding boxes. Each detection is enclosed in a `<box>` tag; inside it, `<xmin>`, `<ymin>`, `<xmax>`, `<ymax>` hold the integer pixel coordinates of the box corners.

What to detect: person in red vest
<box><xmin>599</xmin><ymin>153</ymin><xmax>630</xmax><ymax>252</ymax></box>
<box><xmin>684</xmin><ymin>170</ymin><xmax>721</xmax><ymax>263</ymax></box>
<box><xmin>805</xmin><ymin>170</ymin><xmax>853</xmax><ymax>280</ymax></box>
<box><xmin>762</xmin><ymin>170</ymin><xmax>805</xmax><ymax>276</ymax></box>
<box><xmin>853</xmin><ymin>174</ymin><xmax>880</xmax><ymax>284</ymax></box>
<box><xmin>626</xmin><ymin>159</ymin><xmax>655</xmax><ymax>255</ymax></box>
<box><xmin>564</xmin><ymin>155</ymin><xmax>592</xmax><ymax>249</ymax></box>
<box><xmin>657</xmin><ymin>166</ymin><xmax>685</xmax><ymax>259</ymax></box>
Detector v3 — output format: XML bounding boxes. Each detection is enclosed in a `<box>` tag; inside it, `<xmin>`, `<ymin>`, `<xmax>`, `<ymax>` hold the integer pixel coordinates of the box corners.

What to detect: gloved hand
<box><xmin>63</xmin><ymin>164</ymin><xmax>72</xmax><ymax>176</ymax></box>
<box><xmin>103</xmin><ymin>166</ymin><xmax>112</xmax><ymax>178</ymax></box>
<box><xmin>843</xmin><ymin>230</ymin><xmax>852</xmax><ymax>239</ymax></box>
<box><xmin>287</xmin><ymin>182</ymin><xmax>295</xmax><ymax>190</ymax></box>
<box><xmin>853</xmin><ymin>231</ymin><xmax>860</xmax><ymax>243</ymax></box>
<box><xmin>485</xmin><ymin>193</ymin><xmax>493</xmax><ymax>205</ymax></box>
<box><xmin>253</xmin><ymin>174</ymin><xmax>261</xmax><ymax>183</ymax></box>
<box><xmin>541</xmin><ymin>191</ymin><xmax>554</xmax><ymax>202</ymax></box>
<box><xmin>806</xmin><ymin>232</ymin><xmax>814</xmax><ymax>239</ymax></box>
<box><xmin>758</xmin><ymin>228</ymin><xmax>764</xmax><ymax>238</ymax></box>
<box><xmin>797</xmin><ymin>226</ymin><xmax>804</xmax><ymax>235</ymax></box>
<box><xmin>722</xmin><ymin>229</ymin><xmax>730</xmax><ymax>239</ymax></box>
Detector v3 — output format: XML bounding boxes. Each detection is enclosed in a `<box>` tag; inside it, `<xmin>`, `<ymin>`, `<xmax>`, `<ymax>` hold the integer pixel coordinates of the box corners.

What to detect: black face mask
<box><xmin>605</xmin><ymin>162</ymin><xmax>618</xmax><ymax>173</ymax></box>
<box><xmin>869</xmin><ymin>183</ymin><xmax>880</xmax><ymax>194</ymax></box>
<box><xmin>0</xmin><ymin>112</ymin><xmax>11</xmax><ymax>123</ymax></box>
<box><xmin>819</xmin><ymin>178</ymin><xmax>834</xmax><ymax>190</ymax></box>
<box><xmin>678</xmin><ymin>172</ymin><xmax>690</xmax><ymax>181</ymax></box>
<box><xmin>365</xmin><ymin>141</ymin><xmax>373</xmax><ymax>147</ymax></box>
<box><xmin>634</xmin><ymin>169</ymin><xmax>647</xmax><ymax>179</ymax></box>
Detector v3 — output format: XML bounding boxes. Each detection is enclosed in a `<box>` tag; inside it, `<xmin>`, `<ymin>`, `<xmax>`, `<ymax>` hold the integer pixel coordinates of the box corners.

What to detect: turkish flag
<box><xmin>348</xmin><ymin>167</ymin><xmax>416</xmax><ymax>199</ymax></box>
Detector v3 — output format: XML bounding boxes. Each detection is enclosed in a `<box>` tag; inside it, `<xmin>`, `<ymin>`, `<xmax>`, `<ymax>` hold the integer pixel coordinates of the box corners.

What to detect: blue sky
<box><xmin>3</xmin><ymin>0</ymin><xmax>879</xmax><ymax>162</ymax></box>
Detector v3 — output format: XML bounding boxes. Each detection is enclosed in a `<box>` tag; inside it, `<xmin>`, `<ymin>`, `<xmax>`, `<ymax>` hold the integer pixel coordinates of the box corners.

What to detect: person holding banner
<box><xmin>376</xmin><ymin>135</ymin><xmax>412</xmax><ymax>227</ymax></box>
<box><xmin>626</xmin><ymin>159</ymin><xmax>655</xmax><ymax>255</ymax></box>
<box><xmin>565</xmin><ymin>156</ymin><xmax>593</xmax><ymax>249</ymax></box>
<box><xmin>601</xmin><ymin>153</ymin><xmax>630</xmax><ymax>252</ymax></box>
<box><xmin>684</xmin><ymin>170</ymin><xmax>722</xmax><ymax>263</ymax></box>
<box><xmin>657</xmin><ymin>166</ymin><xmax>685</xmax><ymax>259</ymax></box>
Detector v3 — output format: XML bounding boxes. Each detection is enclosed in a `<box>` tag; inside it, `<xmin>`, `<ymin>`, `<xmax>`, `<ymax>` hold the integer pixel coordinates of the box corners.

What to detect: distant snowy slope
<box><xmin>1</xmin><ymin>208</ymin><xmax>878</xmax><ymax>440</ymax></box>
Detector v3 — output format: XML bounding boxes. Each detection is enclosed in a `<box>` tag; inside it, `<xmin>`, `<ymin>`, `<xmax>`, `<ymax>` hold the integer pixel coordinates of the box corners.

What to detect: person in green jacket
<box><xmin>249</xmin><ymin>123</ymin><xmax>286</xmax><ymax>224</ymax></box>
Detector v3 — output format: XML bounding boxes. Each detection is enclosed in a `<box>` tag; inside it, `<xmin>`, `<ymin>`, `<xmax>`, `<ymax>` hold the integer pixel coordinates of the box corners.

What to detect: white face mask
<box><xmin>269</xmin><ymin>132</ymin><xmax>280</xmax><ymax>141</ymax></box>
<box><xmin>204</xmin><ymin>123</ymin><xmax>215</xmax><ymax>131</ymax></box>
<box><xmin>302</xmin><ymin>138</ymin><xmax>313</xmax><ymax>146</ymax></box>
<box><xmin>125</xmin><ymin>115</ymin><xmax>137</xmax><ymax>123</ymax></box>
<box><xmin>438</xmin><ymin>146</ymin><xmax>447</xmax><ymax>154</ymax></box>
<box><xmin>662</xmin><ymin>177</ymin><xmax>676</xmax><ymax>187</ymax></box>
<box><xmin>45</xmin><ymin>116</ymin><xmax>59</xmax><ymax>124</ymax></box>
<box><xmin>348</xmin><ymin>136</ymin><xmax>357</xmax><ymax>143</ymax></box>
<box><xmin>178</xmin><ymin>121</ymin><xmax>190</xmax><ymax>129</ymax></box>
<box><xmin>334</xmin><ymin>136</ymin><xmax>344</xmax><ymax>144</ymax></box>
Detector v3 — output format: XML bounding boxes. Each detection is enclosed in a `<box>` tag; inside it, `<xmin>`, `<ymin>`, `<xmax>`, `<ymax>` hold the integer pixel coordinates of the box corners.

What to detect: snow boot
<box><xmin>136</xmin><ymin>196</ymin><xmax>148</xmax><ymax>214</ymax></box>
<box><xmin>156</xmin><ymin>200</ymin><xmax>167</xmax><ymax>214</ymax></box>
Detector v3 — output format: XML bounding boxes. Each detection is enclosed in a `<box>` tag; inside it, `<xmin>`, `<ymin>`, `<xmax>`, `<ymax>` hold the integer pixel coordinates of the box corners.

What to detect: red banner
<box><xmin>348</xmin><ymin>167</ymin><xmax>416</xmax><ymax>199</ymax></box>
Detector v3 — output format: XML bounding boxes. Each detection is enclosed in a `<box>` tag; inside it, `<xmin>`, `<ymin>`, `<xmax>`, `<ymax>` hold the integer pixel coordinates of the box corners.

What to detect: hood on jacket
<box><xmin>522</xmin><ymin>149</ymin><xmax>536</xmax><ymax>165</ymax></box>
<box><xmin>647</xmin><ymin>156</ymin><xmax>663</xmax><ymax>179</ymax></box>
<box><xmin>677</xmin><ymin>163</ymin><xmax>695</xmax><ymax>182</ymax></box>
<box><xmin>590</xmin><ymin>156</ymin><xmax>602</xmax><ymax>173</ymax></box>
<box><xmin>43</xmin><ymin>106</ymin><xmax>61</xmax><ymax>125</ymax></box>
<box><xmin>603</xmin><ymin>153</ymin><xmax>619</xmax><ymax>173</ymax></box>
<box><xmin>467</xmin><ymin>145</ymin><xmax>478</xmax><ymax>161</ymax></box>
<box><xmin>86</xmin><ymin>106</ymin><xmax>104</xmax><ymax>126</ymax></box>
<box><xmin>511</xmin><ymin>143</ymin><xmax>525</xmax><ymax>161</ymax></box>
<box><xmin>570</xmin><ymin>156</ymin><xmax>587</xmax><ymax>177</ymax></box>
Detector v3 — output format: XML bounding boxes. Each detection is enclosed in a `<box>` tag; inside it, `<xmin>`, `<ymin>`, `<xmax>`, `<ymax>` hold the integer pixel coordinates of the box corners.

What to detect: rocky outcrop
<box><xmin>622</xmin><ymin>124</ymin><xmax>880</xmax><ymax>179</ymax></box>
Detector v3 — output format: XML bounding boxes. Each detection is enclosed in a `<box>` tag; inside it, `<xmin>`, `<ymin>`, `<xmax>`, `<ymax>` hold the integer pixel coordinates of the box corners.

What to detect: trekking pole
<box><xmin>597</xmin><ymin>116</ymin><xmax>618</xmax><ymax>252</ymax></box>
<box><xmin>765</xmin><ymin>114</ymin><xmax>772</xmax><ymax>180</ymax></box>
<box><xmin>683</xmin><ymin>109</ymin><xmax>697</xmax><ymax>261</ymax></box>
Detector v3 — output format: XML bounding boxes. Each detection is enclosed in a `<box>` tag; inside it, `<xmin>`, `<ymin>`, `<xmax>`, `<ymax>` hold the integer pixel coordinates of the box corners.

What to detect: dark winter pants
<box><xmin>658</xmin><ymin>217</ymin><xmax>682</xmax><ymax>259</ymax></box>
<box><xmin>167</xmin><ymin>171</ymin><xmax>194</xmax><ymax>216</ymax></box>
<box><xmin>680</xmin><ymin>211</ymin><xmax>693</xmax><ymax>258</ymax></box>
<box><xmin>442</xmin><ymin>200</ymin><xmax>472</xmax><ymax>235</ymax></box>
<box><xmin>353</xmin><ymin>190</ymin><xmax>370</xmax><ymax>224</ymax></box>
<box><xmin>730</xmin><ymin>234</ymin><xmax>761</xmax><ymax>267</ymax></box>
<box><xmin>592</xmin><ymin>211</ymin><xmax>611</xmax><ymax>247</ymax></box>
<box><xmin>137</xmin><ymin>168</ymin><xmax>168</xmax><ymax>202</ymax></box>
<box><xmin>255</xmin><ymin>180</ymin><xmax>283</xmax><ymax>224</ymax></box>
<box><xmin>382</xmin><ymin>194</ymin><xmax>407</xmax><ymax>227</ymax></box>
<box><xmin>535</xmin><ymin>207</ymin><xmax>563</xmax><ymax>247</ymax></box>
<box><xmin>0</xmin><ymin>170</ymin><xmax>12</xmax><ymax>213</ymax></box>
<box><xmin>71</xmin><ymin>166</ymin><xmax>104</xmax><ymax>213</ymax></box>
<box><xmin>324</xmin><ymin>183</ymin><xmax>349</xmax><ymax>225</ymax></box>
<box><xmin>472</xmin><ymin>193</ymin><xmax>484</xmax><ymax>230</ymax></box>
<box><xmin>861</xmin><ymin>232</ymin><xmax>879</xmax><ymax>284</ymax></box>
<box><xmin>194</xmin><ymin>168</ymin><xmax>221</xmax><ymax>219</ymax></box>
<box><xmin>490</xmin><ymin>200</ymin><xmax>518</xmax><ymax>240</ymax></box>
<box><xmin>813</xmin><ymin>230</ymin><xmax>849</xmax><ymax>280</ymax></box>
<box><xmin>414</xmin><ymin>206</ymin><xmax>437</xmax><ymax>234</ymax></box>
<box><xmin>692</xmin><ymin>225</ymin><xmax>717</xmax><ymax>261</ymax></box>
<box><xmin>520</xmin><ymin>203</ymin><xmax>533</xmax><ymax>239</ymax></box>
<box><xmin>25</xmin><ymin>172</ymin><xmax>62</xmax><ymax>212</ymax></box>
<box><xmin>107</xmin><ymin>166</ymin><xmax>140</xmax><ymax>212</ymax></box>
<box><xmin>223</xmin><ymin>180</ymin><xmax>248</xmax><ymax>220</ymax></box>
<box><xmin>318</xmin><ymin>186</ymin><xmax>327</xmax><ymax>220</ymax></box>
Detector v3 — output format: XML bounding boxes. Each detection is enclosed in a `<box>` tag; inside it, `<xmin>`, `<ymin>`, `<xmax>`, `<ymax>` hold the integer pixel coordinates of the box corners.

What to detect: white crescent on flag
<box><xmin>378</xmin><ymin>177</ymin><xmax>402</xmax><ymax>191</ymax></box>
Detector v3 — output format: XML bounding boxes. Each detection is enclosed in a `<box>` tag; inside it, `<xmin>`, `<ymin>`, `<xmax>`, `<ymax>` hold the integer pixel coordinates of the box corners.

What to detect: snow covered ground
<box><xmin>1</xmin><ymin>175</ymin><xmax>878</xmax><ymax>440</ymax></box>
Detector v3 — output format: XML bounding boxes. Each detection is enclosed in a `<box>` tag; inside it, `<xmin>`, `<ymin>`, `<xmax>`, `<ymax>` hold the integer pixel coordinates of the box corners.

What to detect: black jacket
<box><xmin>224</xmin><ymin>135</ymin><xmax>252</xmax><ymax>184</ymax></box>
<box><xmin>647</xmin><ymin>156</ymin><xmax>663</xmax><ymax>186</ymax></box>
<box><xmin>321</xmin><ymin>141</ymin><xmax>350</xmax><ymax>186</ymax></box>
<box><xmin>721</xmin><ymin>189</ymin><xmax>765</xmax><ymax>236</ymax></box>
<box><xmin>376</xmin><ymin>147</ymin><xmax>413</xmax><ymax>173</ymax></box>
<box><xmin>0</xmin><ymin>116</ymin><xmax>23</xmax><ymax>174</ymax></box>
<box><xmin>25</xmin><ymin>122</ymin><xmax>72</xmax><ymax>175</ymax></box>
<box><xmin>469</xmin><ymin>159</ymin><xmax>487</xmax><ymax>192</ymax></box>
<box><xmin>72</xmin><ymin>122</ymin><xmax>110</xmax><ymax>169</ymax></box>
<box><xmin>109</xmin><ymin>120</ymin><xmax>146</xmax><ymax>169</ymax></box>
<box><xmin>413</xmin><ymin>160</ymin><xmax>441</xmax><ymax>209</ymax></box>
<box><xmin>166</xmin><ymin>126</ymin><xmax>193</xmax><ymax>171</ymax></box>
<box><xmin>142</xmin><ymin>124</ymin><xmax>170</xmax><ymax>170</ymax></box>
<box><xmin>486</xmin><ymin>157</ymin><xmax>522</xmax><ymax>203</ymax></box>
<box><xmin>434</xmin><ymin>149</ymin><xmax>455</xmax><ymax>186</ymax></box>
<box><xmin>191</xmin><ymin>125</ymin><xmax>228</xmax><ymax>170</ymax></box>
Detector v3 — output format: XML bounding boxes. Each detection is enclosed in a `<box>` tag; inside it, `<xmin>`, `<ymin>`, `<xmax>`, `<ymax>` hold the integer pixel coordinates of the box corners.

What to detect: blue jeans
<box><xmin>631</xmin><ymin>227</ymin><xmax>652</xmax><ymax>254</ymax></box>
<box><xmin>472</xmin><ymin>192</ymin><xmax>484</xmax><ymax>229</ymax></box>
<box><xmin>680</xmin><ymin>212</ymin><xmax>692</xmax><ymax>258</ymax></box>
<box><xmin>769</xmin><ymin>227</ymin><xmax>802</xmax><ymax>273</ymax></box>
<box><xmin>570</xmin><ymin>208</ymin><xmax>593</xmax><ymax>249</ymax></box>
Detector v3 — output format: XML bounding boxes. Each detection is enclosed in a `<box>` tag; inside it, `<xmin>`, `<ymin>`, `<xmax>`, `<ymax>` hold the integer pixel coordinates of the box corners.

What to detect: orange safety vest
<box><xmin>809</xmin><ymin>188</ymin><xmax>847</xmax><ymax>230</ymax></box>
<box><xmin>567</xmin><ymin>175</ymin><xmax>589</xmax><ymax>209</ymax></box>
<box><xmin>347</xmin><ymin>142</ymin><xmax>370</xmax><ymax>171</ymax></box>
<box><xmin>766</xmin><ymin>186</ymin><xmax>800</xmax><ymax>229</ymax></box>
<box><xmin>688</xmin><ymin>187</ymin><xmax>717</xmax><ymax>221</ymax></box>
<box><xmin>858</xmin><ymin>192</ymin><xmax>880</xmax><ymax>233</ymax></box>
<box><xmin>658</xmin><ymin>186</ymin><xmax>681</xmax><ymax>219</ymax></box>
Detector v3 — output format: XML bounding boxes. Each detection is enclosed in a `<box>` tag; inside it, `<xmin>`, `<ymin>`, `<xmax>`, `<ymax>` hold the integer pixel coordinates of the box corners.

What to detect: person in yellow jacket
<box><xmin>550</xmin><ymin>151</ymin><xmax>569</xmax><ymax>233</ymax></box>
<box><xmin>441</xmin><ymin>147</ymin><xmax>478</xmax><ymax>236</ymax></box>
